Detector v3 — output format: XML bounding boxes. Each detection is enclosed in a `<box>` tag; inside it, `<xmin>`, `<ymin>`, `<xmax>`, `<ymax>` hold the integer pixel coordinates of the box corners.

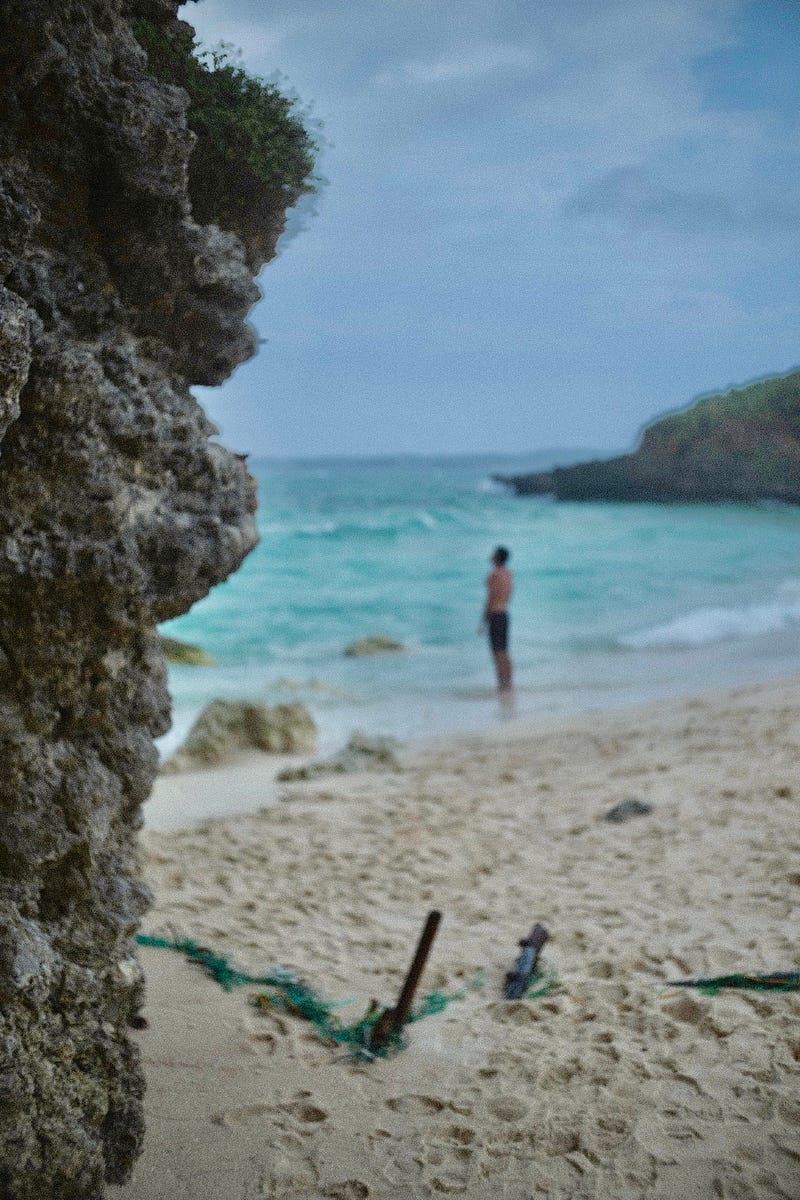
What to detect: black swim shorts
<box><xmin>488</xmin><ymin>611</ymin><xmax>509</xmax><ymax>652</ymax></box>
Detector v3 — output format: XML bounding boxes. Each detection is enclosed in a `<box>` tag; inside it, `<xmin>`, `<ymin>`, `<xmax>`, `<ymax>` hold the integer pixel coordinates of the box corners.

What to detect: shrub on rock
<box><xmin>159</xmin><ymin>635</ymin><xmax>216</xmax><ymax>666</ymax></box>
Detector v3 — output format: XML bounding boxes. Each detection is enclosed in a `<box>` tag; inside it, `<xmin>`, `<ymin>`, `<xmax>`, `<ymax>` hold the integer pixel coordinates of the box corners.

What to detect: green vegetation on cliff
<box><xmin>159</xmin><ymin>634</ymin><xmax>216</xmax><ymax>666</ymax></box>
<box><xmin>643</xmin><ymin>370</ymin><xmax>799</xmax><ymax>451</ymax></box>
<box><xmin>498</xmin><ymin>369</ymin><xmax>800</xmax><ymax>504</ymax></box>
<box><xmin>134</xmin><ymin>18</ymin><xmax>318</xmax><ymax>262</ymax></box>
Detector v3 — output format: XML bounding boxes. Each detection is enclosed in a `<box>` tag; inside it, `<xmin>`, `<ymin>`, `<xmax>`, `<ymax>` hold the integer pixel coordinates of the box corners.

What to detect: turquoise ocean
<box><xmin>158</xmin><ymin>452</ymin><xmax>800</xmax><ymax>761</ymax></box>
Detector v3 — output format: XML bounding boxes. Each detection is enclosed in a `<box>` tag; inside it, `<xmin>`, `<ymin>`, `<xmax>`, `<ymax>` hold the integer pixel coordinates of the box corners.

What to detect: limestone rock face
<box><xmin>0</xmin><ymin>1</ymin><xmax>290</xmax><ymax>1195</ymax></box>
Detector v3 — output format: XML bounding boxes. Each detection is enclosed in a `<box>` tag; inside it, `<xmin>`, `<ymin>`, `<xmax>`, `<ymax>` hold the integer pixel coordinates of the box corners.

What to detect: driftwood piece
<box><xmin>503</xmin><ymin>923</ymin><xmax>549</xmax><ymax>999</ymax></box>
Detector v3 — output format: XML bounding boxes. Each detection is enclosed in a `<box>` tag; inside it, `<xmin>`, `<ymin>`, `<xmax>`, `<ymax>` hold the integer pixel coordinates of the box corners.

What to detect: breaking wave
<box><xmin>621</xmin><ymin>585</ymin><xmax>800</xmax><ymax>649</ymax></box>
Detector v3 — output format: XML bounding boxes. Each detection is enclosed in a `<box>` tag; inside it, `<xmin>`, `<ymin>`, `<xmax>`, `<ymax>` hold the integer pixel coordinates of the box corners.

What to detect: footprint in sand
<box><xmin>426</xmin><ymin>1171</ymin><xmax>470</xmax><ymax>1194</ymax></box>
<box><xmin>535</xmin><ymin>1056</ymin><xmax>589</xmax><ymax>1090</ymax></box>
<box><xmin>242</xmin><ymin>1030</ymin><xmax>277</xmax><ymax>1056</ymax></box>
<box><xmin>482</xmin><ymin>1125</ymin><xmax>535</xmax><ymax>1158</ymax></box>
<box><xmin>441</xmin><ymin>1125</ymin><xmax>476</xmax><ymax>1146</ymax></box>
<box><xmin>485</xmin><ymin>1096</ymin><xmax>529</xmax><ymax>1122</ymax></box>
<box><xmin>211</xmin><ymin>1093</ymin><xmax>328</xmax><ymax>1130</ymax></box>
<box><xmin>286</xmin><ymin>1100</ymin><xmax>328</xmax><ymax>1124</ymax></box>
<box><xmin>661</xmin><ymin>994</ymin><xmax>711</xmax><ymax>1028</ymax></box>
<box><xmin>586</xmin><ymin>1112</ymin><xmax>631</xmax><ymax>1152</ymax></box>
<box><xmin>420</xmin><ymin>1130</ymin><xmax>477</xmax><ymax>1196</ymax></box>
<box><xmin>539</xmin><ymin>1118</ymin><xmax>581</xmax><ymax>1157</ymax></box>
<box><xmin>487</xmin><ymin>1000</ymin><xmax>546</xmax><ymax>1026</ymax></box>
<box><xmin>586</xmin><ymin>957</ymin><xmax>616</xmax><ymax>979</ymax></box>
<box><xmin>386</xmin><ymin>1094</ymin><xmax>446</xmax><ymax>1115</ymax></box>
<box><xmin>323</xmin><ymin>1182</ymin><xmax>370</xmax><ymax>1199</ymax></box>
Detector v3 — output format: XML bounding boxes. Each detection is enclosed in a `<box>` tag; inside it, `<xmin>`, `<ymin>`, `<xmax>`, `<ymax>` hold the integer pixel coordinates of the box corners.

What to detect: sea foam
<box><xmin>622</xmin><ymin>585</ymin><xmax>800</xmax><ymax>648</ymax></box>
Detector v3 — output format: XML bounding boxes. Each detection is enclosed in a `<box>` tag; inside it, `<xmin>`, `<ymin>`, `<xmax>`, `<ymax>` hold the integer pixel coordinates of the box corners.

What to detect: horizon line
<box><xmin>227</xmin><ymin>445</ymin><xmax>605</xmax><ymax>465</ymax></box>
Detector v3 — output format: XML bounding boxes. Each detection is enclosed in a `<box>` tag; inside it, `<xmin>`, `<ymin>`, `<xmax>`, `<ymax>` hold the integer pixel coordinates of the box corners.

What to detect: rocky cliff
<box><xmin>0</xmin><ymin>2</ymin><xmax>312</xmax><ymax>1195</ymax></box>
<box><xmin>498</xmin><ymin>370</ymin><xmax>800</xmax><ymax>503</ymax></box>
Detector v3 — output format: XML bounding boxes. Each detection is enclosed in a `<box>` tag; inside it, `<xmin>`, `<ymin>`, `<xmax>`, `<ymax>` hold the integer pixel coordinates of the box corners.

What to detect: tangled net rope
<box><xmin>135</xmin><ymin>934</ymin><xmax>795</xmax><ymax>1061</ymax></box>
<box><xmin>668</xmin><ymin>971</ymin><xmax>800</xmax><ymax>995</ymax></box>
<box><xmin>135</xmin><ymin>933</ymin><xmax>486</xmax><ymax>1059</ymax></box>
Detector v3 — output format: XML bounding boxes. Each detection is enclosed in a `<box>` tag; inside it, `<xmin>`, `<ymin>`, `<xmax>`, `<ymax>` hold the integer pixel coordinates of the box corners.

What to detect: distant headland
<box><xmin>497</xmin><ymin>369</ymin><xmax>800</xmax><ymax>503</ymax></box>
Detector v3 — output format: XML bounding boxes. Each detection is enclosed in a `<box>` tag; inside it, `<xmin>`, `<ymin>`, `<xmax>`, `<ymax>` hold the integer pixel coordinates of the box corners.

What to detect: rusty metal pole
<box><xmin>369</xmin><ymin>909</ymin><xmax>442</xmax><ymax>1051</ymax></box>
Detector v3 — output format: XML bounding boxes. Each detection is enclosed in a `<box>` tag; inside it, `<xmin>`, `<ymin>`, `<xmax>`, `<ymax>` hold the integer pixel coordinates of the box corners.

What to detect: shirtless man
<box><xmin>479</xmin><ymin>546</ymin><xmax>513</xmax><ymax>692</ymax></box>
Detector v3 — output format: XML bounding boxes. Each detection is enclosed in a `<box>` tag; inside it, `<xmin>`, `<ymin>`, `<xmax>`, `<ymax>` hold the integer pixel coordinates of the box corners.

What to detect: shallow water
<box><xmin>158</xmin><ymin>452</ymin><xmax>800</xmax><ymax>758</ymax></box>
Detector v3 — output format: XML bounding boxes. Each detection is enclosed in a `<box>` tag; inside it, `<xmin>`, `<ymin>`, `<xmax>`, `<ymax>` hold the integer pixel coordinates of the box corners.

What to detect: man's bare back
<box><xmin>485</xmin><ymin>564</ymin><xmax>512</xmax><ymax>614</ymax></box>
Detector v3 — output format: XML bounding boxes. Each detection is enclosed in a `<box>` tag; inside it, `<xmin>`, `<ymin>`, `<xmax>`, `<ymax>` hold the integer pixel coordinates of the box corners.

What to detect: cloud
<box><xmin>562</xmin><ymin>166</ymin><xmax>733</xmax><ymax>229</ymax></box>
<box><xmin>376</xmin><ymin>41</ymin><xmax>538</xmax><ymax>86</ymax></box>
<box><xmin>561</xmin><ymin>165</ymin><xmax>800</xmax><ymax>234</ymax></box>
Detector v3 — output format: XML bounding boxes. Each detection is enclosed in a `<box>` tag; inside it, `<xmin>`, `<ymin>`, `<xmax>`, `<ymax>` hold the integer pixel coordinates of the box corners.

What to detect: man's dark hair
<box><xmin>494</xmin><ymin>546</ymin><xmax>510</xmax><ymax>564</ymax></box>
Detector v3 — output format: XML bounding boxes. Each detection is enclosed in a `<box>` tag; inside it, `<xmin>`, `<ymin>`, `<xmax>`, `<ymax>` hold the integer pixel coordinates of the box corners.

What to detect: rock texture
<box><xmin>162</xmin><ymin>699</ymin><xmax>317</xmax><ymax>773</ymax></box>
<box><xmin>0</xmin><ymin>1</ymin><xmax>302</xmax><ymax>1195</ymax></box>
<box><xmin>277</xmin><ymin>731</ymin><xmax>402</xmax><ymax>781</ymax></box>
<box><xmin>498</xmin><ymin>370</ymin><xmax>800</xmax><ymax>503</ymax></box>
<box><xmin>343</xmin><ymin>635</ymin><xmax>406</xmax><ymax>656</ymax></box>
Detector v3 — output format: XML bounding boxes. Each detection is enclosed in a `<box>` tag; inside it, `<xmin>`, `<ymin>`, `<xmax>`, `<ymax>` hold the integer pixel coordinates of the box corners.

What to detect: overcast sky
<box><xmin>180</xmin><ymin>0</ymin><xmax>799</xmax><ymax>458</ymax></box>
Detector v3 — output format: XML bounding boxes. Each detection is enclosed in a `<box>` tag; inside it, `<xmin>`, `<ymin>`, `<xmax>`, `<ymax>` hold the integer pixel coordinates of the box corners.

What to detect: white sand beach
<box><xmin>112</xmin><ymin>677</ymin><xmax>800</xmax><ymax>1200</ymax></box>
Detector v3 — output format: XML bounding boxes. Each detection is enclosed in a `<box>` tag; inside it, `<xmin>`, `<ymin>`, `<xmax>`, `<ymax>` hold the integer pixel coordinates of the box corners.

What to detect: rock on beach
<box><xmin>163</xmin><ymin>700</ymin><xmax>317</xmax><ymax>773</ymax></box>
<box><xmin>344</xmin><ymin>635</ymin><xmax>406</xmax><ymax>657</ymax></box>
<box><xmin>277</xmin><ymin>731</ymin><xmax>402</xmax><ymax>781</ymax></box>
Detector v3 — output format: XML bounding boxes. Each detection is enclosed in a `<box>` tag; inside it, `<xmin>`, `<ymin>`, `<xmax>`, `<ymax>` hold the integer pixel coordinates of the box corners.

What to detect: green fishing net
<box><xmin>523</xmin><ymin>961</ymin><xmax>562</xmax><ymax>998</ymax></box>
<box><xmin>136</xmin><ymin>934</ymin><xmax>795</xmax><ymax>1060</ymax></box>
<box><xmin>135</xmin><ymin>933</ymin><xmax>480</xmax><ymax>1059</ymax></box>
<box><xmin>668</xmin><ymin>971</ymin><xmax>800</xmax><ymax>996</ymax></box>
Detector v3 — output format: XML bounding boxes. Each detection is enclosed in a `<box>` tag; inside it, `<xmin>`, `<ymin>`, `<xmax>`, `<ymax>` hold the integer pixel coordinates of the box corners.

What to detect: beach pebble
<box><xmin>603</xmin><ymin>798</ymin><xmax>653</xmax><ymax>823</ymax></box>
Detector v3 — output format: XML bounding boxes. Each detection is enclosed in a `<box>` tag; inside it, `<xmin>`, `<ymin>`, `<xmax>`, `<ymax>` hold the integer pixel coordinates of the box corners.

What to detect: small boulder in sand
<box><xmin>343</xmin><ymin>635</ymin><xmax>405</xmax><ymax>657</ymax></box>
<box><xmin>159</xmin><ymin>635</ymin><xmax>216</xmax><ymax>666</ymax></box>
<box><xmin>603</xmin><ymin>798</ymin><xmax>653</xmax><ymax>823</ymax></box>
<box><xmin>162</xmin><ymin>700</ymin><xmax>317</xmax><ymax>773</ymax></box>
<box><xmin>278</xmin><ymin>731</ymin><xmax>401</xmax><ymax>781</ymax></box>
